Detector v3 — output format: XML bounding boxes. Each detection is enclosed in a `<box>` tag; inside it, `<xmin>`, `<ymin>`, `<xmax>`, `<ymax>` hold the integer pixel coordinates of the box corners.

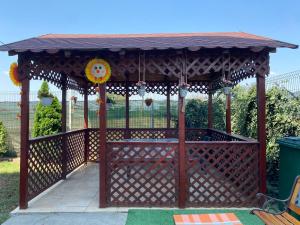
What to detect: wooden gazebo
<box><xmin>0</xmin><ymin>32</ymin><xmax>297</xmax><ymax>209</ymax></box>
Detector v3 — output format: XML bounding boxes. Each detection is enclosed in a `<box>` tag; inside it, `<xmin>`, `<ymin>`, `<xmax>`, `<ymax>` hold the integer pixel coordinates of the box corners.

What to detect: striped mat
<box><xmin>173</xmin><ymin>213</ymin><xmax>243</xmax><ymax>225</ymax></box>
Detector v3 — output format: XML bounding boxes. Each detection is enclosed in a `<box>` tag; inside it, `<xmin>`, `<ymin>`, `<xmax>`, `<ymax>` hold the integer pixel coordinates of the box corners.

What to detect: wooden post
<box><xmin>225</xmin><ymin>94</ymin><xmax>231</xmax><ymax>134</ymax></box>
<box><xmin>166</xmin><ymin>83</ymin><xmax>171</xmax><ymax>129</ymax></box>
<box><xmin>84</xmin><ymin>87</ymin><xmax>89</xmax><ymax>163</ymax></box>
<box><xmin>61</xmin><ymin>78</ymin><xmax>67</xmax><ymax>179</ymax></box>
<box><xmin>125</xmin><ymin>77</ymin><xmax>130</xmax><ymax>139</ymax></box>
<box><xmin>257</xmin><ymin>74</ymin><xmax>267</xmax><ymax>193</ymax></box>
<box><xmin>19</xmin><ymin>78</ymin><xmax>30</xmax><ymax>209</ymax></box>
<box><xmin>178</xmin><ymin>94</ymin><xmax>186</xmax><ymax>208</ymax></box>
<box><xmin>207</xmin><ymin>92</ymin><xmax>213</xmax><ymax>129</ymax></box>
<box><xmin>99</xmin><ymin>84</ymin><xmax>107</xmax><ymax>208</ymax></box>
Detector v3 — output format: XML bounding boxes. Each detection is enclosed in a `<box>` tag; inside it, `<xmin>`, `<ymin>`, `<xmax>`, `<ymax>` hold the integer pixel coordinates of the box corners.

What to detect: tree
<box><xmin>0</xmin><ymin>121</ymin><xmax>9</xmax><ymax>155</ymax></box>
<box><xmin>38</xmin><ymin>81</ymin><xmax>54</xmax><ymax>99</ymax></box>
<box><xmin>32</xmin><ymin>82</ymin><xmax>62</xmax><ymax>137</ymax></box>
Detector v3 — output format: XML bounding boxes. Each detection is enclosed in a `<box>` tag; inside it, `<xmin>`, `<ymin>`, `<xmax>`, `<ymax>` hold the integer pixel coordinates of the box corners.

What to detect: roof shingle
<box><xmin>0</xmin><ymin>32</ymin><xmax>297</xmax><ymax>52</ymax></box>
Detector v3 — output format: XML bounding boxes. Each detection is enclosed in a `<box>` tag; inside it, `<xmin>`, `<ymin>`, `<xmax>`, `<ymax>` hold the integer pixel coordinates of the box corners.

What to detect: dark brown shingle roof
<box><xmin>0</xmin><ymin>32</ymin><xmax>297</xmax><ymax>53</ymax></box>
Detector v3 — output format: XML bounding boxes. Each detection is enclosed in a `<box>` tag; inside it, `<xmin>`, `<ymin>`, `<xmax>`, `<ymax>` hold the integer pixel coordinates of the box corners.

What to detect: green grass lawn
<box><xmin>126</xmin><ymin>209</ymin><xmax>263</xmax><ymax>225</ymax></box>
<box><xmin>0</xmin><ymin>159</ymin><xmax>19</xmax><ymax>224</ymax></box>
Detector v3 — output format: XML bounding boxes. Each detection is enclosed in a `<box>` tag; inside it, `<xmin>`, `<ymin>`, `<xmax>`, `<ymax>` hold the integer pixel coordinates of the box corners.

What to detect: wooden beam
<box><xmin>166</xmin><ymin>83</ymin><xmax>171</xmax><ymax>129</ymax></box>
<box><xmin>61</xmin><ymin>78</ymin><xmax>67</xmax><ymax>179</ymax></box>
<box><xmin>99</xmin><ymin>84</ymin><xmax>107</xmax><ymax>208</ymax></box>
<box><xmin>178</xmin><ymin>95</ymin><xmax>186</xmax><ymax>208</ymax></box>
<box><xmin>257</xmin><ymin>75</ymin><xmax>267</xmax><ymax>193</ymax></box>
<box><xmin>226</xmin><ymin>94</ymin><xmax>231</xmax><ymax>134</ymax></box>
<box><xmin>19</xmin><ymin>78</ymin><xmax>30</xmax><ymax>209</ymax></box>
<box><xmin>84</xmin><ymin>87</ymin><xmax>89</xmax><ymax>163</ymax></box>
<box><xmin>208</xmin><ymin>92</ymin><xmax>213</xmax><ymax>129</ymax></box>
<box><xmin>125</xmin><ymin>76</ymin><xmax>130</xmax><ymax>139</ymax></box>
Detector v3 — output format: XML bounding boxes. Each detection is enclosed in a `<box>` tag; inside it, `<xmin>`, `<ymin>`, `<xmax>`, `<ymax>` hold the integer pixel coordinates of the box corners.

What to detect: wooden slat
<box><xmin>276</xmin><ymin>214</ymin><xmax>294</xmax><ymax>225</ymax></box>
<box><xmin>253</xmin><ymin>210</ymin><xmax>300</xmax><ymax>225</ymax></box>
<box><xmin>253</xmin><ymin>211</ymin><xmax>282</xmax><ymax>225</ymax></box>
<box><xmin>281</xmin><ymin>212</ymin><xmax>300</xmax><ymax>225</ymax></box>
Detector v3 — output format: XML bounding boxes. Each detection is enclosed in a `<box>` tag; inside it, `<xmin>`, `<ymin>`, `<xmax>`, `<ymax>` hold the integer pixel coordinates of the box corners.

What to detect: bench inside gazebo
<box><xmin>0</xmin><ymin>32</ymin><xmax>297</xmax><ymax>210</ymax></box>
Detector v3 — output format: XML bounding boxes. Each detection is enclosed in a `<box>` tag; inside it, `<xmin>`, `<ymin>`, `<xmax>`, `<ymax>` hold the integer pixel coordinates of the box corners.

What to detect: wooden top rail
<box><xmin>29</xmin><ymin>129</ymin><xmax>87</xmax><ymax>142</ymax></box>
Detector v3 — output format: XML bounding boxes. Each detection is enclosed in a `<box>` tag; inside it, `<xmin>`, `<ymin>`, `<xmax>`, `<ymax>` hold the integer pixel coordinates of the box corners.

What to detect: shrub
<box><xmin>175</xmin><ymin>95</ymin><xmax>225</xmax><ymax>130</ymax></box>
<box><xmin>32</xmin><ymin>82</ymin><xmax>62</xmax><ymax>137</ymax></box>
<box><xmin>0</xmin><ymin>121</ymin><xmax>9</xmax><ymax>155</ymax></box>
<box><xmin>232</xmin><ymin>85</ymin><xmax>300</xmax><ymax>190</ymax></box>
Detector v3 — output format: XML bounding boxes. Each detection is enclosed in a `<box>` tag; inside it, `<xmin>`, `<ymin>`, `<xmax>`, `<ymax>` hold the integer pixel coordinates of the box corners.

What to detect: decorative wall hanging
<box><xmin>85</xmin><ymin>58</ymin><xmax>111</xmax><ymax>84</ymax></box>
<box><xmin>137</xmin><ymin>52</ymin><xmax>146</xmax><ymax>97</ymax></box>
<box><xmin>9</xmin><ymin>62</ymin><xmax>21</xmax><ymax>86</ymax></box>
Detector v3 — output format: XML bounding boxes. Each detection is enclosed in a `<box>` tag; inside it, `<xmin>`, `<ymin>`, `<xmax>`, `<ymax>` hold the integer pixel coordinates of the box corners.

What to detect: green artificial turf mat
<box><xmin>126</xmin><ymin>209</ymin><xmax>263</xmax><ymax>225</ymax></box>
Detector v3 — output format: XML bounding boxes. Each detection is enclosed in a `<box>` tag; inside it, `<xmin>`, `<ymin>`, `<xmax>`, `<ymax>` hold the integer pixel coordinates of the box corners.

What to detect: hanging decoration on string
<box><xmin>178</xmin><ymin>52</ymin><xmax>190</xmax><ymax>113</ymax></box>
<box><xmin>9</xmin><ymin>62</ymin><xmax>21</xmax><ymax>86</ymax></box>
<box><xmin>85</xmin><ymin>58</ymin><xmax>111</xmax><ymax>84</ymax></box>
<box><xmin>221</xmin><ymin>52</ymin><xmax>233</xmax><ymax>95</ymax></box>
<box><xmin>178</xmin><ymin>52</ymin><xmax>190</xmax><ymax>98</ymax></box>
<box><xmin>137</xmin><ymin>52</ymin><xmax>146</xmax><ymax>97</ymax></box>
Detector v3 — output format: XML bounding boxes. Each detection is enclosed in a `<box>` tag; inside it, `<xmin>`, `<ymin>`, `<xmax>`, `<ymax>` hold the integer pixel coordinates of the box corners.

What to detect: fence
<box><xmin>0</xmin><ymin>90</ymin><xmax>180</xmax><ymax>154</ymax></box>
<box><xmin>266</xmin><ymin>70</ymin><xmax>300</xmax><ymax>95</ymax></box>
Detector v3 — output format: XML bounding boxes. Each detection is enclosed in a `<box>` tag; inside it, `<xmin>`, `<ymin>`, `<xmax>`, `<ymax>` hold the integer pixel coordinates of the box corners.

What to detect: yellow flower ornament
<box><xmin>85</xmin><ymin>59</ymin><xmax>111</xmax><ymax>84</ymax></box>
<box><xmin>9</xmin><ymin>62</ymin><xmax>21</xmax><ymax>86</ymax></box>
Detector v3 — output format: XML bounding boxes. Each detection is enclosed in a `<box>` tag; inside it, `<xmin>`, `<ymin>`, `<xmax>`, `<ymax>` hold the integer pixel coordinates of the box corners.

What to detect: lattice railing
<box><xmin>27</xmin><ymin>129</ymin><xmax>86</xmax><ymax>200</ymax></box>
<box><xmin>86</xmin><ymin>128</ymin><xmax>246</xmax><ymax>163</ymax></box>
<box><xmin>88</xmin><ymin>129</ymin><xmax>100</xmax><ymax>162</ymax></box>
<box><xmin>28</xmin><ymin>134</ymin><xmax>63</xmax><ymax>200</ymax></box>
<box><xmin>66</xmin><ymin>130</ymin><xmax>85</xmax><ymax>174</ymax></box>
<box><xmin>128</xmin><ymin>128</ymin><xmax>178</xmax><ymax>139</ymax></box>
<box><xmin>185</xmin><ymin>141</ymin><xmax>259</xmax><ymax>207</ymax></box>
<box><xmin>186</xmin><ymin>129</ymin><xmax>209</xmax><ymax>141</ymax></box>
<box><xmin>207</xmin><ymin>129</ymin><xmax>246</xmax><ymax>141</ymax></box>
<box><xmin>106</xmin><ymin>141</ymin><xmax>179</xmax><ymax>206</ymax></box>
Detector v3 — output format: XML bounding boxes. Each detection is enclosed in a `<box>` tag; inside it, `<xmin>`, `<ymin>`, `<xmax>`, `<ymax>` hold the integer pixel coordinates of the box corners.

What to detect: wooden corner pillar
<box><xmin>84</xmin><ymin>87</ymin><xmax>89</xmax><ymax>163</ymax></box>
<box><xmin>61</xmin><ymin>76</ymin><xmax>67</xmax><ymax>179</ymax></box>
<box><xmin>225</xmin><ymin>93</ymin><xmax>232</xmax><ymax>134</ymax></box>
<box><xmin>178</xmin><ymin>94</ymin><xmax>186</xmax><ymax>208</ymax></box>
<box><xmin>257</xmin><ymin>74</ymin><xmax>267</xmax><ymax>193</ymax></box>
<box><xmin>125</xmin><ymin>75</ymin><xmax>130</xmax><ymax>139</ymax></box>
<box><xmin>19</xmin><ymin>77</ymin><xmax>30</xmax><ymax>209</ymax></box>
<box><xmin>207</xmin><ymin>92</ymin><xmax>213</xmax><ymax>129</ymax></box>
<box><xmin>99</xmin><ymin>84</ymin><xmax>107</xmax><ymax>208</ymax></box>
<box><xmin>166</xmin><ymin>83</ymin><xmax>171</xmax><ymax>129</ymax></box>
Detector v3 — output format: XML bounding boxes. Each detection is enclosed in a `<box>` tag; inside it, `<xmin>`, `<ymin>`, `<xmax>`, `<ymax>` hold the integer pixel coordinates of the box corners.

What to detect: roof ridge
<box><xmin>39</xmin><ymin>32</ymin><xmax>249</xmax><ymax>39</ymax></box>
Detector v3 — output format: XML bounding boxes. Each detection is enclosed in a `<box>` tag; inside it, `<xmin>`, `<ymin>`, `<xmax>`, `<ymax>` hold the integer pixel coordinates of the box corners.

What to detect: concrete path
<box><xmin>3</xmin><ymin>212</ymin><xmax>127</xmax><ymax>225</ymax></box>
<box><xmin>15</xmin><ymin>163</ymin><xmax>100</xmax><ymax>213</ymax></box>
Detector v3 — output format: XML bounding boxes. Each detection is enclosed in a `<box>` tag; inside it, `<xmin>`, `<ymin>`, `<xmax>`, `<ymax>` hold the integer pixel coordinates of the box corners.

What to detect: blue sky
<box><xmin>0</xmin><ymin>0</ymin><xmax>299</xmax><ymax>92</ymax></box>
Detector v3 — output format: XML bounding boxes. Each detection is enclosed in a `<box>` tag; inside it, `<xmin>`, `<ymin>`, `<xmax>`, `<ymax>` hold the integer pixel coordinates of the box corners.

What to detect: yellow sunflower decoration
<box><xmin>85</xmin><ymin>59</ymin><xmax>111</xmax><ymax>84</ymax></box>
<box><xmin>9</xmin><ymin>62</ymin><xmax>21</xmax><ymax>86</ymax></box>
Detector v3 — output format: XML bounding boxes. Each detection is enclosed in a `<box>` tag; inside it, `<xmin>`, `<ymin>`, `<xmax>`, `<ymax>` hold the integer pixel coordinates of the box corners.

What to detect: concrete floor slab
<box><xmin>14</xmin><ymin>163</ymin><xmax>100</xmax><ymax>213</ymax></box>
<box><xmin>3</xmin><ymin>212</ymin><xmax>127</xmax><ymax>225</ymax></box>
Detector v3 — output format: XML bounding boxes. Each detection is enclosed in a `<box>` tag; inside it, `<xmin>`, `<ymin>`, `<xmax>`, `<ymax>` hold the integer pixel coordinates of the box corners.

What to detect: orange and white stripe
<box><xmin>173</xmin><ymin>213</ymin><xmax>243</xmax><ymax>225</ymax></box>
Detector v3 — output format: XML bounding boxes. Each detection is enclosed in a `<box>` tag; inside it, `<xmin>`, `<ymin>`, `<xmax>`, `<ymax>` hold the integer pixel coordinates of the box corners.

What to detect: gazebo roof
<box><xmin>0</xmin><ymin>32</ymin><xmax>297</xmax><ymax>53</ymax></box>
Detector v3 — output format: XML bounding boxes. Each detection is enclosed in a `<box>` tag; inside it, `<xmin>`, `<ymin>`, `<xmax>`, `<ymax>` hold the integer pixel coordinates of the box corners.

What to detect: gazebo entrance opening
<box><xmin>0</xmin><ymin>32</ymin><xmax>297</xmax><ymax>209</ymax></box>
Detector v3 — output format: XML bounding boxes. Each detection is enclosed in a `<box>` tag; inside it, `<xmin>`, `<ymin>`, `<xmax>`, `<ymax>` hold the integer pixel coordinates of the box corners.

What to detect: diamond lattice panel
<box><xmin>88</xmin><ymin>129</ymin><xmax>100</xmax><ymax>162</ymax></box>
<box><xmin>66</xmin><ymin>130</ymin><xmax>85</xmax><ymax>174</ymax></box>
<box><xmin>28</xmin><ymin>135</ymin><xmax>63</xmax><ymax>200</ymax></box>
<box><xmin>185</xmin><ymin>142</ymin><xmax>259</xmax><ymax>207</ymax></box>
<box><xmin>107</xmin><ymin>142</ymin><xmax>179</xmax><ymax>206</ymax></box>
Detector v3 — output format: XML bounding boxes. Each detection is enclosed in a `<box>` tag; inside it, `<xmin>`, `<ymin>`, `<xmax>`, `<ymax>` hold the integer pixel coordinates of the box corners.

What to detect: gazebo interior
<box><xmin>0</xmin><ymin>32</ymin><xmax>297</xmax><ymax>210</ymax></box>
